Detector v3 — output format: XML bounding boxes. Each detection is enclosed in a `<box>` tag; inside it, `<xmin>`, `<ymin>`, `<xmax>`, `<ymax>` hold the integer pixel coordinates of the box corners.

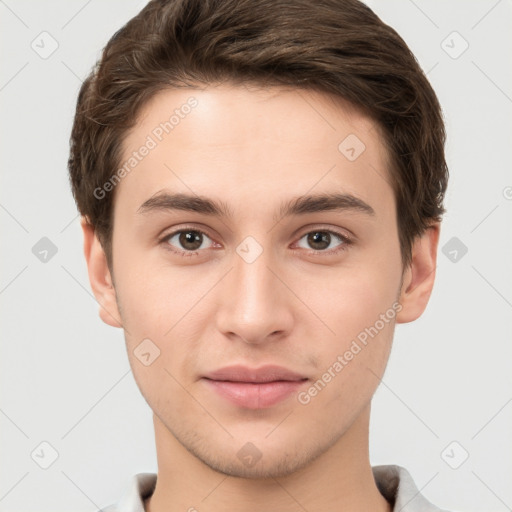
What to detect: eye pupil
<box><xmin>179</xmin><ymin>231</ymin><xmax>202</xmax><ymax>250</ymax></box>
<box><xmin>308</xmin><ymin>231</ymin><xmax>330</xmax><ymax>250</ymax></box>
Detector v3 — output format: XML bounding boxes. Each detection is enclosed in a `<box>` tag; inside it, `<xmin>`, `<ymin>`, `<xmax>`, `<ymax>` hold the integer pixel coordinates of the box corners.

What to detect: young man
<box><xmin>68</xmin><ymin>0</ymin><xmax>449</xmax><ymax>510</ymax></box>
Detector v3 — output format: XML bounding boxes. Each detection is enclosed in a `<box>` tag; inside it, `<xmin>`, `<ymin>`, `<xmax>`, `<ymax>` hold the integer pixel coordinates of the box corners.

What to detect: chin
<box><xmin>199</xmin><ymin>451</ymin><xmax>314</xmax><ymax>480</ymax></box>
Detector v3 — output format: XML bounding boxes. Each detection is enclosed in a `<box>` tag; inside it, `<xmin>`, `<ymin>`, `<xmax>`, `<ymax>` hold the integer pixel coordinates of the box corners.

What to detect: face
<box><xmin>86</xmin><ymin>83</ymin><xmax>433</xmax><ymax>479</ymax></box>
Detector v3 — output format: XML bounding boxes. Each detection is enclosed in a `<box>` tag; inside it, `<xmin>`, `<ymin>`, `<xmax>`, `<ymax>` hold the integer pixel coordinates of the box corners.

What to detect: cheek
<box><xmin>113</xmin><ymin>247</ymin><xmax>186</xmax><ymax>332</ymax></box>
<box><xmin>297</xmin><ymin>277</ymin><xmax>397</xmax><ymax>415</ymax></box>
<box><xmin>113</xmin><ymin>265</ymin><xmax>202</xmax><ymax>405</ymax></box>
<box><xmin>298</xmin><ymin>257</ymin><xmax>400</xmax><ymax>399</ymax></box>
<box><xmin>308</xmin><ymin>263</ymin><xmax>400</xmax><ymax>339</ymax></box>
<box><xmin>113</xmin><ymin>258</ymin><xmax>211</xmax><ymax>381</ymax></box>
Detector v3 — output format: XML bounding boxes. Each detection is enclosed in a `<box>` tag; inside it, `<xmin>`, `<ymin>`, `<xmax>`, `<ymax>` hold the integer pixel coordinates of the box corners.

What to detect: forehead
<box><xmin>116</xmin><ymin>83</ymin><xmax>394</xmax><ymax>219</ymax></box>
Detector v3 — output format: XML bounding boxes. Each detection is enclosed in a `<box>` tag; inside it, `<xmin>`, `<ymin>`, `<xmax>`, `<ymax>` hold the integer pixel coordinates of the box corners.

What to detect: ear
<box><xmin>81</xmin><ymin>218</ymin><xmax>123</xmax><ymax>328</ymax></box>
<box><xmin>396</xmin><ymin>223</ymin><xmax>440</xmax><ymax>324</ymax></box>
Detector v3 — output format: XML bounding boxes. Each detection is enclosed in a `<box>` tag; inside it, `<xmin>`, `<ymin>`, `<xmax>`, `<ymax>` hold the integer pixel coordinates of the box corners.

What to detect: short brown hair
<box><xmin>68</xmin><ymin>0</ymin><xmax>448</xmax><ymax>269</ymax></box>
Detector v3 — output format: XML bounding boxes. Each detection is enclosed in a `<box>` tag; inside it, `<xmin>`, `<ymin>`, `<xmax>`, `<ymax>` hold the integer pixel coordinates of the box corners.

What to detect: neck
<box><xmin>145</xmin><ymin>406</ymin><xmax>391</xmax><ymax>512</ymax></box>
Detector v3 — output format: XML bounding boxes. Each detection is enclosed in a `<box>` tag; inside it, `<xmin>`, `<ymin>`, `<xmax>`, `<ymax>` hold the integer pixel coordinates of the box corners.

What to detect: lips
<box><xmin>204</xmin><ymin>364</ymin><xmax>307</xmax><ymax>383</ymax></box>
<box><xmin>202</xmin><ymin>365</ymin><xmax>309</xmax><ymax>409</ymax></box>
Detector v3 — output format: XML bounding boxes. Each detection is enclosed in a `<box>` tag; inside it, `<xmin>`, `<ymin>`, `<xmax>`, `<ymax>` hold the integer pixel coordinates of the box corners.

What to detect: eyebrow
<box><xmin>137</xmin><ymin>191</ymin><xmax>375</xmax><ymax>222</ymax></box>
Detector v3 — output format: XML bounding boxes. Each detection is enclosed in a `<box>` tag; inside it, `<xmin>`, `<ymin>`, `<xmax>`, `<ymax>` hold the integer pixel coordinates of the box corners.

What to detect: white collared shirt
<box><xmin>99</xmin><ymin>465</ymin><xmax>449</xmax><ymax>512</ymax></box>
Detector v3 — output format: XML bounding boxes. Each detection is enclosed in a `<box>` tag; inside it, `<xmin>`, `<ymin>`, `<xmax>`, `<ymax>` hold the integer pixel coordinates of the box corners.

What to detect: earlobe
<box><xmin>396</xmin><ymin>223</ymin><xmax>440</xmax><ymax>324</ymax></box>
<box><xmin>81</xmin><ymin>218</ymin><xmax>123</xmax><ymax>328</ymax></box>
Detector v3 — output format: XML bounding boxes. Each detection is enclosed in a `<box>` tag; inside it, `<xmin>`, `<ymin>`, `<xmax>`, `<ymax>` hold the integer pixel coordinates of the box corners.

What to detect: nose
<box><xmin>215</xmin><ymin>245</ymin><xmax>294</xmax><ymax>345</ymax></box>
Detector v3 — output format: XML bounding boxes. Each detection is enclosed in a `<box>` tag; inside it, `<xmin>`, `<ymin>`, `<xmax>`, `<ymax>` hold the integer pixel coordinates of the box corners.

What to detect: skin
<box><xmin>82</xmin><ymin>83</ymin><xmax>439</xmax><ymax>512</ymax></box>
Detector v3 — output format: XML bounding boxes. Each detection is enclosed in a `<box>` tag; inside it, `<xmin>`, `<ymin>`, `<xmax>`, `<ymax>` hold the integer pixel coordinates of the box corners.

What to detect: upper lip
<box><xmin>203</xmin><ymin>365</ymin><xmax>308</xmax><ymax>383</ymax></box>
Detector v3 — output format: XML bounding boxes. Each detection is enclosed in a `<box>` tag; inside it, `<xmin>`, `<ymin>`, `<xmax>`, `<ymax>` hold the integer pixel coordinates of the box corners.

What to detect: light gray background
<box><xmin>1</xmin><ymin>1</ymin><xmax>511</xmax><ymax>511</ymax></box>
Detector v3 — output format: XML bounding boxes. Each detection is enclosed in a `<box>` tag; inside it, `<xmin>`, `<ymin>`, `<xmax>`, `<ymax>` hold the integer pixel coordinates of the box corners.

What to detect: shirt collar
<box><xmin>107</xmin><ymin>465</ymin><xmax>446</xmax><ymax>512</ymax></box>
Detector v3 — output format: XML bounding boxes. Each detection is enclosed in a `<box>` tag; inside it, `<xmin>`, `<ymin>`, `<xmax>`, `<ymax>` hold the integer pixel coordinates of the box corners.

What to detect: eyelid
<box><xmin>294</xmin><ymin>224</ymin><xmax>354</xmax><ymax>242</ymax></box>
<box><xmin>158</xmin><ymin>222</ymin><xmax>216</xmax><ymax>240</ymax></box>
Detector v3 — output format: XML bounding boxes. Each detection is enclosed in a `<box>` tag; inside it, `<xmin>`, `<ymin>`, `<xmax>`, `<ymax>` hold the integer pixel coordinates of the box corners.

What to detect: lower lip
<box><xmin>202</xmin><ymin>378</ymin><xmax>307</xmax><ymax>409</ymax></box>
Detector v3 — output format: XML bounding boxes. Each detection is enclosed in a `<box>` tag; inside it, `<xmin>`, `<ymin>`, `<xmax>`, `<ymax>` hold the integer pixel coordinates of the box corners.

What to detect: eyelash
<box><xmin>159</xmin><ymin>225</ymin><xmax>353</xmax><ymax>258</ymax></box>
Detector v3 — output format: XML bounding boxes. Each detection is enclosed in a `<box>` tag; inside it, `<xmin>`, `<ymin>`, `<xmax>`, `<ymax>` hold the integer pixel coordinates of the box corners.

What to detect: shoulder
<box><xmin>95</xmin><ymin>473</ymin><xmax>157</xmax><ymax>512</ymax></box>
<box><xmin>373</xmin><ymin>465</ymin><xmax>452</xmax><ymax>512</ymax></box>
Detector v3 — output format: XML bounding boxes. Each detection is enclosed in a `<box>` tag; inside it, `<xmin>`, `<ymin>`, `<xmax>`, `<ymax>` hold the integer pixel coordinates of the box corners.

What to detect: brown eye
<box><xmin>295</xmin><ymin>230</ymin><xmax>351</xmax><ymax>254</ymax></box>
<box><xmin>164</xmin><ymin>229</ymin><xmax>214</xmax><ymax>253</ymax></box>
<box><xmin>307</xmin><ymin>232</ymin><xmax>330</xmax><ymax>250</ymax></box>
